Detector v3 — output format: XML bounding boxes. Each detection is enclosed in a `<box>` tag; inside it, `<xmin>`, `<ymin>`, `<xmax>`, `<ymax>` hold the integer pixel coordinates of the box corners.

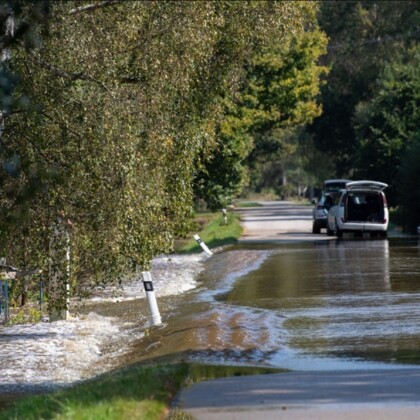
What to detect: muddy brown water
<box><xmin>2</xmin><ymin>235</ymin><xmax>420</xmax><ymax>406</ymax></box>
<box><xmin>108</xmin><ymin>237</ymin><xmax>420</xmax><ymax>370</ymax></box>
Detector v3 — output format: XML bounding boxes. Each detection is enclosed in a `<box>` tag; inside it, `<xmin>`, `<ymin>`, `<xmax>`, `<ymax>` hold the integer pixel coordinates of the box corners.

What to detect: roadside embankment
<box><xmin>0</xmin><ymin>208</ymin><xmax>244</xmax><ymax>419</ymax></box>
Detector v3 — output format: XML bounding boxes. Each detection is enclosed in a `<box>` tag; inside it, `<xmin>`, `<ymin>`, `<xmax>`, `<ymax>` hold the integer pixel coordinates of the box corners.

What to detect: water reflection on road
<box><xmin>3</xmin><ymin>236</ymin><xmax>420</xmax><ymax>395</ymax></box>
<box><xmin>140</xmin><ymin>238</ymin><xmax>420</xmax><ymax>371</ymax></box>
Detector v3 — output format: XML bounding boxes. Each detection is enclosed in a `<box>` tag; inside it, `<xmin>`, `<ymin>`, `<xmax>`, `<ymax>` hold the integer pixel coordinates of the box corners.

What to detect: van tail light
<box><xmin>381</xmin><ymin>192</ymin><xmax>387</xmax><ymax>208</ymax></box>
<box><xmin>381</xmin><ymin>193</ymin><xmax>387</xmax><ymax>223</ymax></box>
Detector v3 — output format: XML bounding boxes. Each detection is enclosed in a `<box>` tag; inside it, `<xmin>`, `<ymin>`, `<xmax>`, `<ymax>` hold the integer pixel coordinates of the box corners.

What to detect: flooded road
<box><xmin>2</xmin><ymin>201</ymin><xmax>420</xmax><ymax>396</ymax></box>
<box><xmin>138</xmin><ymin>237</ymin><xmax>420</xmax><ymax>371</ymax></box>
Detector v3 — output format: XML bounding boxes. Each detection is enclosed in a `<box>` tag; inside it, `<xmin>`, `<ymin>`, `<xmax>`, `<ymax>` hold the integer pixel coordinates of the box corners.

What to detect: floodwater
<box><xmin>2</xmin><ymin>237</ymin><xmax>420</xmax><ymax>396</ymax></box>
<box><xmin>0</xmin><ymin>253</ymin><xmax>206</xmax><ymax>394</ymax></box>
<box><xmin>134</xmin><ymin>237</ymin><xmax>420</xmax><ymax>371</ymax></box>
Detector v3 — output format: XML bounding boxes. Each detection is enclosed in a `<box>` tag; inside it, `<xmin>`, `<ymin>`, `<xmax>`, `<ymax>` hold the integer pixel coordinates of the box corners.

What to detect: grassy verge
<box><xmin>235</xmin><ymin>201</ymin><xmax>262</xmax><ymax>208</ymax></box>
<box><xmin>0</xmin><ymin>364</ymin><xmax>188</xmax><ymax>420</ymax></box>
<box><xmin>0</xmin><ymin>363</ymin><xmax>286</xmax><ymax>420</ymax></box>
<box><xmin>0</xmin><ymin>211</ymin><xmax>247</xmax><ymax>419</ymax></box>
<box><xmin>176</xmin><ymin>211</ymin><xmax>242</xmax><ymax>253</ymax></box>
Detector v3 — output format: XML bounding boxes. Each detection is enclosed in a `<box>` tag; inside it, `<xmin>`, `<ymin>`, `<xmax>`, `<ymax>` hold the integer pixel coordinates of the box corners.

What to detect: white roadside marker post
<box><xmin>193</xmin><ymin>234</ymin><xmax>213</xmax><ymax>256</ymax></box>
<box><xmin>222</xmin><ymin>208</ymin><xmax>227</xmax><ymax>225</ymax></box>
<box><xmin>141</xmin><ymin>271</ymin><xmax>162</xmax><ymax>327</ymax></box>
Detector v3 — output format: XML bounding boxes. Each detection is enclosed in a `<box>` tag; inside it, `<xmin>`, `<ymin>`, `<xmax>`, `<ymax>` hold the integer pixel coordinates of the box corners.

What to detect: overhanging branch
<box><xmin>69</xmin><ymin>0</ymin><xmax>121</xmax><ymax>15</ymax></box>
<box><xmin>29</xmin><ymin>52</ymin><xmax>114</xmax><ymax>96</ymax></box>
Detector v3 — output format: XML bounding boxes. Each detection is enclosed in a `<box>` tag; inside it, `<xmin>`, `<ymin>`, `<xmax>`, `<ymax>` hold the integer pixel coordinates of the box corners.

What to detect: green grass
<box><xmin>177</xmin><ymin>211</ymin><xmax>243</xmax><ymax>253</ymax></box>
<box><xmin>0</xmin><ymin>364</ymin><xmax>188</xmax><ymax>420</ymax></box>
<box><xmin>0</xmin><ymin>363</ymin><xmax>286</xmax><ymax>420</ymax></box>
<box><xmin>235</xmin><ymin>201</ymin><xmax>262</xmax><ymax>208</ymax></box>
<box><xmin>0</xmin><ymin>211</ymin><xmax>246</xmax><ymax>419</ymax></box>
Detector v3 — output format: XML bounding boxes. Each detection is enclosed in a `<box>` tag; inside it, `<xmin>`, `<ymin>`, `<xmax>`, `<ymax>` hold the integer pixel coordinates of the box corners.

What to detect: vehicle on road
<box><xmin>323</xmin><ymin>179</ymin><xmax>352</xmax><ymax>194</ymax></box>
<box><xmin>312</xmin><ymin>179</ymin><xmax>351</xmax><ymax>234</ymax></box>
<box><xmin>326</xmin><ymin>180</ymin><xmax>389</xmax><ymax>238</ymax></box>
<box><xmin>312</xmin><ymin>193</ymin><xmax>337</xmax><ymax>233</ymax></box>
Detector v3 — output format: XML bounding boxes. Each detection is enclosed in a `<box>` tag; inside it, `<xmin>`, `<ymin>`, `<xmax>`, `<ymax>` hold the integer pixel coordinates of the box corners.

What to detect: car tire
<box><xmin>312</xmin><ymin>221</ymin><xmax>321</xmax><ymax>234</ymax></box>
<box><xmin>379</xmin><ymin>231</ymin><xmax>387</xmax><ymax>239</ymax></box>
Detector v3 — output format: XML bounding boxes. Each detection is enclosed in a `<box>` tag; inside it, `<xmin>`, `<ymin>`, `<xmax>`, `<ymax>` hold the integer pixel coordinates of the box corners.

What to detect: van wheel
<box><xmin>312</xmin><ymin>222</ymin><xmax>321</xmax><ymax>234</ymax></box>
<box><xmin>379</xmin><ymin>231</ymin><xmax>387</xmax><ymax>239</ymax></box>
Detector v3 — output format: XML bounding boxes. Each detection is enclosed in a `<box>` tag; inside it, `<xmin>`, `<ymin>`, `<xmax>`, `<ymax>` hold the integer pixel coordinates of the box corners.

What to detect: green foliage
<box><xmin>6</xmin><ymin>307</ymin><xmax>41</xmax><ymax>326</ymax></box>
<box><xmin>196</xmin><ymin>17</ymin><xmax>329</xmax><ymax>207</ymax></box>
<box><xmin>312</xmin><ymin>0</ymin><xmax>420</xmax><ymax>177</ymax></box>
<box><xmin>0</xmin><ymin>1</ymin><xmax>49</xmax><ymax>113</ymax></box>
<box><xmin>245</xmin><ymin>28</ymin><xmax>328</xmax><ymax>132</ymax></box>
<box><xmin>0</xmin><ymin>1</ymin><xmax>320</xmax><ymax>310</ymax></box>
<box><xmin>398</xmin><ymin>131</ymin><xmax>420</xmax><ymax>232</ymax></box>
<box><xmin>354</xmin><ymin>44</ymin><xmax>420</xmax><ymax>205</ymax></box>
<box><xmin>0</xmin><ymin>1</ymin><xmax>342</xmax><ymax>312</ymax></box>
<box><xmin>243</xmin><ymin>27</ymin><xmax>328</xmax><ymax>194</ymax></box>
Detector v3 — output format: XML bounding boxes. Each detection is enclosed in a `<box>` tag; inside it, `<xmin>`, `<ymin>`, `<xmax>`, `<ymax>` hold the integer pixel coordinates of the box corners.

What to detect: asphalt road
<box><xmin>174</xmin><ymin>201</ymin><xmax>420</xmax><ymax>419</ymax></box>
<box><xmin>237</xmin><ymin>200</ymin><xmax>318</xmax><ymax>243</ymax></box>
<box><xmin>176</xmin><ymin>368</ymin><xmax>420</xmax><ymax>419</ymax></box>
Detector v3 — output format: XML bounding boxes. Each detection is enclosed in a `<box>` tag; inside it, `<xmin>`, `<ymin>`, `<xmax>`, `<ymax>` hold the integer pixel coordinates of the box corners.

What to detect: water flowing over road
<box><xmin>3</xmin><ymin>200</ymin><xmax>420</xmax><ymax>419</ymax></box>
<box><xmin>175</xmin><ymin>201</ymin><xmax>420</xmax><ymax>419</ymax></box>
<box><xmin>0</xmin><ymin>253</ymin><xmax>206</xmax><ymax>396</ymax></box>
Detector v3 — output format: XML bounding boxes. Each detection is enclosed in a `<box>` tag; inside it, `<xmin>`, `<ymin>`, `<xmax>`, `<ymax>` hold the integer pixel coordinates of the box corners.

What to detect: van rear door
<box><xmin>345</xmin><ymin>181</ymin><xmax>388</xmax><ymax>191</ymax></box>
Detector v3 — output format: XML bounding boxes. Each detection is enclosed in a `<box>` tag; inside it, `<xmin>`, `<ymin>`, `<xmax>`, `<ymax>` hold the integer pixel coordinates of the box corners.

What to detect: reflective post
<box><xmin>141</xmin><ymin>271</ymin><xmax>162</xmax><ymax>326</ymax></box>
<box><xmin>193</xmin><ymin>234</ymin><xmax>213</xmax><ymax>256</ymax></box>
<box><xmin>222</xmin><ymin>208</ymin><xmax>227</xmax><ymax>225</ymax></box>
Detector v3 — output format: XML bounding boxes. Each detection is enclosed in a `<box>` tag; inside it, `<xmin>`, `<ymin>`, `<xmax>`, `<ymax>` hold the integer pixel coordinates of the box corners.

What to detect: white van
<box><xmin>326</xmin><ymin>180</ymin><xmax>389</xmax><ymax>238</ymax></box>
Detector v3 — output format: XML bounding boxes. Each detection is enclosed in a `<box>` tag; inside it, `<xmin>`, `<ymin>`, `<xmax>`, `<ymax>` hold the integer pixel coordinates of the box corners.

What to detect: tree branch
<box><xmin>69</xmin><ymin>0</ymin><xmax>121</xmax><ymax>15</ymax></box>
<box><xmin>29</xmin><ymin>52</ymin><xmax>115</xmax><ymax>96</ymax></box>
